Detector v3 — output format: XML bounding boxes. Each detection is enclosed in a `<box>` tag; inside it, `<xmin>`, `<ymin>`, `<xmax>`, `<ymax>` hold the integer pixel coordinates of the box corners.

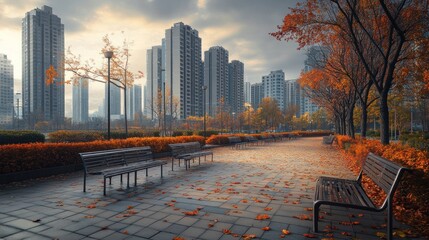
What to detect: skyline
<box><xmin>0</xmin><ymin>0</ymin><xmax>305</xmax><ymax>117</ymax></box>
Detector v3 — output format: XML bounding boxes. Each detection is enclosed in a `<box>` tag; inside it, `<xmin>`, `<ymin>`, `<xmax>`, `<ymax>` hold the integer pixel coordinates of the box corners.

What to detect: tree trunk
<box><xmin>360</xmin><ymin>103</ymin><xmax>368</xmax><ymax>138</ymax></box>
<box><xmin>124</xmin><ymin>85</ymin><xmax>128</xmax><ymax>138</ymax></box>
<box><xmin>347</xmin><ymin>104</ymin><xmax>355</xmax><ymax>138</ymax></box>
<box><xmin>379</xmin><ymin>93</ymin><xmax>390</xmax><ymax>145</ymax></box>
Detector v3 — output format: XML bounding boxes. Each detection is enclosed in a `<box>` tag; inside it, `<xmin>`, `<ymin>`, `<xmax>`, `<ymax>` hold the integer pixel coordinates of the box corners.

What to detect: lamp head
<box><xmin>104</xmin><ymin>51</ymin><xmax>113</xmax><ymax>59</ymax></box>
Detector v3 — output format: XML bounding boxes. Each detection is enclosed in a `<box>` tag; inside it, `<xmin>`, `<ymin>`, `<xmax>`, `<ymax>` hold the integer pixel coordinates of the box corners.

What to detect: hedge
<box><xmin>205</xmin><ymin>131</ymin><xmax>332</xmax><ymax>145</ymax></box>
<box><xmin>0</xmin><ymin>136</ymin><xmax>204</xmax><ymax>174</ymax></box>
<box><xmin>48</xmin><ymin>130</ymin><xmax>161</xmax><ymax>142</ymax></box>
<box><xmin>336</xmin><ymin>135</ymin><xmax>429</xmax><ymax>237</ymax></box>
<box><xmin>0</xmin><ymin>130</ymin><xmax>45</xmax><ymax>145</ymax></box>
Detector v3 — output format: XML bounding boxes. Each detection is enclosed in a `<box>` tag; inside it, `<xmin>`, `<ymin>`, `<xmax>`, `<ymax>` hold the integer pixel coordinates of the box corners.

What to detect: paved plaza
<box><xmin>0</xmin><ymin>137</ymin><xmax>415</xmax><ymax>239</ymax></box>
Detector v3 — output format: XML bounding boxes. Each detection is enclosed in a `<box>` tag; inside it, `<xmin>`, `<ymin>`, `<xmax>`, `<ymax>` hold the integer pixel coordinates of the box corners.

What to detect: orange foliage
<box><xmin>0</xmin><ymin>136</ymin><xmax>204</xmax><ymax>174</ymax></box>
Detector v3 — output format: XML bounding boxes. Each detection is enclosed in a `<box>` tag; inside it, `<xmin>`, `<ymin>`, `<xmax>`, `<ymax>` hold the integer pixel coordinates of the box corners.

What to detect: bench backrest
<box><xmin>245</xmin><ymin>136</ymin><xmax>258</xmax><ymax>142</ymax></box>
<box><xmin>80</xmin><ymin>149</ymin><xmax>125</xmax><ymax>174</ymax></box>
<box><xmin>169</xmin><ymin>142</ymin><xmax>201</xmax><ymax>157</ymax></box>
<box><xmin>228</xmin><ymin>137</ymin><xmax>241</xmax><ymax>144</ymax></box>
<box><xmin>360</xmin><ymin>153</ymin><xmax>409</xmax><ymax>209</ymax></box>
<box><xmin>122</xmin><ymin>147</ymin><xmax>153</xmax><ymax>164</ymax></box>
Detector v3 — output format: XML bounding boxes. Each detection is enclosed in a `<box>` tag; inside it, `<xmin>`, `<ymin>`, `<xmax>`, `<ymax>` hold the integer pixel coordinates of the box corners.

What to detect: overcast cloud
<box><xmin>0</xmin><ymin>0</ymin><xmax>305</xmax><ymax>116</ymax></box>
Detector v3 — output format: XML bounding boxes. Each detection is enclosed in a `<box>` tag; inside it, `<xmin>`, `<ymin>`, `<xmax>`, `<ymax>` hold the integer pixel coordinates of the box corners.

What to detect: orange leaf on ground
<box><xmin>223</xmin><ymin>229</ymin><xmax>232</xmax><ymax>234</ymax></box>
<box><xmin>242</xmin><ymin>234</ymin><xmax>256</xmax><ymax>239</ymax></box>
<box><xmin>127</xmin><ymin>206</ymin><xmax>134</xmax><ymax>209</ymax></box>
<box><xmin>172</xmin><ymin>237</ymin><xmax>186</xmax><ymax>240</ymax></box>
<box><xmin>183</xmin><ymin>209</ymin><xmax>199</xmax><ymax>216</ymax></box>
<box><xmin>262</xmin><ymin>226</ymin><xmax>271</xmax><ymax>231</ymax></box>
<box><xmin>87</xmin><ymin>204</ymin><xmax>96</xmax><ymax>209</ymax></box>
<box><xmin>264</xmin><ymin>207</ymin><xmax>273</xmax><ymax>211</ymax></box>
<box><xmin>282</xmin><ymin>229</ymin><xmax>291</xmax><ymax>235</ymax></box>
<box><xmin>303</xmin><ymin>233</ymin><xmax>317</xmax><ymax>238</ymax></box>
<box><xmin>255</xmin><ymin>214</ymin><xmax>271</xmax><ymax>220</ymax></box>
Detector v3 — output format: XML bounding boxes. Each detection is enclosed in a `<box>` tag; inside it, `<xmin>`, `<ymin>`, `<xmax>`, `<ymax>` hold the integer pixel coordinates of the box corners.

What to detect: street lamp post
<box><xmin>232</xmin><ymin>112</ymin><xmax>236</xmax><ymax>133</ymax></box>
<box><xmin>202</xmin><ymin>85</ymin><xmax>207</xmax><ymax>140</ymax></box>
<box><xmin>104</xmin><ymin>51</ymin><xmax>113</xmax><ymax>140</ymax></box>
<box><xmin>16</xmin><ymin>92</ymin><xmax>21</xmax><ymax>129</ymax></box>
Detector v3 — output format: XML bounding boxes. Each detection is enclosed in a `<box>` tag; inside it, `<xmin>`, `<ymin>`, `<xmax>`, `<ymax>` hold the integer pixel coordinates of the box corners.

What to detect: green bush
<box><xmin>49</xmin><ymin>131</ymin><xmax>104</xmax><ymax>143</ymax></box>
<box><xmin>196</xmin><ymin>130</ymin><xmax>219</xmax><ymax>137</ymax></box>
<box><xmin>0</xmin><ymin>130</ymin><xmax>45</xmax><ymax>145</ymax></box>
<box><xmin>400</xmin><ymin>132</ymin><xmax>429</xmax><ymax>151</ymax></box>
<box><xmin>172</xmin><ymin>131</ymin><xmax>184</xmax><ymax>137</ymax></box>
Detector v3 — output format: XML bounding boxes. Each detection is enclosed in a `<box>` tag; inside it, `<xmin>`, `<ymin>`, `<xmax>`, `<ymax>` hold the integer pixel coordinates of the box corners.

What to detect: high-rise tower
<box><xmin>22</xmin><ymin>5</ymin><xmax>64</xmax><ymax>126</ymax></box>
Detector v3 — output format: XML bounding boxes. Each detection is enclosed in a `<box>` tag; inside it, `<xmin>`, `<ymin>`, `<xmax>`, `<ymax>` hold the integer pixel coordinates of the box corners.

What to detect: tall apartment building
<box><xmin>145</xmin><ymin>46</ymin><xmax>163</xmax><ymax>120</ymax></box>
<box><xmin>72</xmin><ymin>78</ymin><xmax>88</xmax><ymax>124</ymax></box>
<box><xmin>300</xmin><ymin>46</ymin><xmax>323</xmax><ymax>116</ymax></box>
<box><xmin>251</xmin><ymin>83</ymin><xmax>264</xmax><ymax>109</ymax></box>
<box><xmin>165</xmin><ymin>22</ymin><xmax>203</xmax><ymax>119</ymax></box>
<box><xmin>22</xmin><ymin>5</ymin><xmax>64</xmax><ymax>126</ymax></box>
<box><xmin>284</xmin><ymin>79</ymin><xmax>301</xmax><ymax>116</ymax></box>
<box><xmin>127</xmin><ymin>84</ymin><xmax>142</xmax><ymax>121</ymax></box>
<box><xmin>229</xmin><ymin>60</ymin><xmax>244</xmax><ymax>113</ymax></box>
<box><xmin>262</xmin><ymin>70</ymin><xmax>285</xmax><ymax>110</ymax></box>
<box><xmin>204</xmin><ymin>46</ymin><xmax>229</xmax><ymax>116</ymax></box>
<box><xmin>0</xmin><ymin>54</ymin><xmax>14</xmax><ymax>125</ymax></box>
<box><xmin>104</xmin><ymin>82</ymin><xmax>121</xmax><ymax>118</ymax></box>
<box><xmin>244</xmin><ymin>82</ymin><xmax>251</xmax><ymax>104</ymax></box>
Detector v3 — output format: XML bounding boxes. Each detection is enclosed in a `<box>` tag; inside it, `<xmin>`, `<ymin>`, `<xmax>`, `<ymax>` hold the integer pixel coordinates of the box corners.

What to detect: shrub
<box><xmin>205</xmin><ymin>131</ymin><xmax>332</xmax><ymax>145</ymax></box>
<box><xmin>0</xmin><ymin>135</ymin><xmax>204</xmax><ymax>174</ymax></box>
<box><xmin>48</xmin><ymin>130</ymin><xmax>164</xmax><ymax>142</ymax></box>
<box><xmin>196</xmin><ymin>130</ymin><xmax>219</xmax><ymax>137</ymax></box>
<box><xmin>0</xmin><ymin>130</ymin><xmax>45</xmax><ymax>145</ymax></box>
<box><xmin>48</xmin><ymin>131</ymin><xmax>104</xmax><ymax>143</ymax></box>
<box><xmin>399</xmin><ymin>132</ymin><xmax>429</xmax><ymax>151</ymax></box>
<box><xmin>172</xmin><ymin>131</ymin><xmax>184</xmax><ymax>137</ymax></box>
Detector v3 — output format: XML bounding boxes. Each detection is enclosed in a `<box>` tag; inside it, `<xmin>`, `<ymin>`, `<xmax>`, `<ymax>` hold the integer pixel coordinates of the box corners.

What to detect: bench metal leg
<box><xmin>120</xmin><ymin>174</ymin><xmax>123</xmax><ymax>183</ymax></box>
<box><xmin>134</xmin><ymin>171</ymin><xmax>137</xmax><ymax>186</ymax></box>
<box><xmin>83</xmin><ymin>173</ymin><xmax>86</xmax><ymax>192</ymax></box>
<box><xmin>127</xmin><ymin>173</ymin><xmax>130</xmax><ymax>188</ymax></box>
<box><xmin>161</xmin><ymin>165</ymin><xmax>163</xmax><ymax>178</ymax></box>
<box><xmin>211</xmin><ymin>154</ymin><xmax>213</xmax><ymax>162</ymax></box>
<box><xmin>171</xmin><ymin>157</ymin><xmax>174</xmax><ymax>171</ymax></box>
<box><xmin>313</xmin><ymin>202</ymin><xmax>320</xmax><ymax>232</ymax></box>
<box><xmin>387</xmin><ymin>199</ymin><xmax>393</xmax><ymax>240</ymax></box>
<box><xmin>185</xmin><ymin>159</ymin><xmax>188</xmax><ymax>170</ymax></box>
<box><xmin>146</xmin><ymin>168</ymin><xmax>148</xmax><ymax>177</ymax></box>
<box><xmin>109</xmin><ymin>177</ymin><xmax>112</xmax><ymax>185</ymax></box>
<box><xmin>198</xmin><ymin>156</ymin><xmax>201</xmax><ymax>165</ymax></box>
<box><xmin>103</xmin><ymin>177</ymin><xmax>107</xmax><ymax>196</ymax></box>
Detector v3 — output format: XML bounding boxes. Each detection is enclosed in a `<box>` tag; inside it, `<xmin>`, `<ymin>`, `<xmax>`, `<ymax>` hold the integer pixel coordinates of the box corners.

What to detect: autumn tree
<box><xmin>257</xmin><ymin>97</ymin><xmax>283</xmax><ymax>131</ymax></box>
<box><xmin>272</xmin><ymin>0</ymin><xmax>429</xmax><ymax>144</ymax></box>
<box><xmin>65</xmin><ymin>33</ymin><xmax>143</xmax><ymax>137</ymax></box>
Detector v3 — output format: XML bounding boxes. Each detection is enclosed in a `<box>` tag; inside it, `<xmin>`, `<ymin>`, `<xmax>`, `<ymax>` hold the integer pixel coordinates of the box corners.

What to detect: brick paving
<box><xmin>0</xmin><ymin>137</ymin><xmax>416</xmax><ymax>239</ymax></box>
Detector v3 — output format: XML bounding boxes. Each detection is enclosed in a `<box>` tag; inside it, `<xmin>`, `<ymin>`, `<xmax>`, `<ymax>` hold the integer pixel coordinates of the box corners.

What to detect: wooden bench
<box><xmin>260</xmin><ymin>134</ymin><xmax>274</xmax><ymax>143</ymax></box>
<box><xmin>272</xmin><ymin>134</ymin><xmax>283</xmax><ymax>141</ymax></box>
<box><xmin>245</xmin><ymin>135</ymin><xmax>259</xmax><ymax>146</ymax></box>
<box><xmin>322</xmin><ymin>134</ymin><xmax>335</xmax><ymax>144</ymax></box>
<box><xmin>80</xmin><ymin>147</ymin><xmax>167</xmax><ymax>195</ymax></box>
<box><xmin>228</xmin><ymin>136</ymin><xmax>247</xmax><ymax>149</ymax></box>
<box><xmin>168</xmin><ymin>142</ymin><xmax>213</xmax><ymax>171</ymax></box>
<box><xmin>313</xmin><ymin>153</ymin><xmax>410</xmax><ymax>239</ymax></box>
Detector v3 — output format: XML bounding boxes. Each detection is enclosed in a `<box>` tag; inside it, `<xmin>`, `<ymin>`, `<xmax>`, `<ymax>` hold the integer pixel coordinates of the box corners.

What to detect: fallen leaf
<box><xmin>183</xmin><ymin>209</ymin><xmax>199</xmax><ymax>216</ymax></box>
<box><xmin>264</xmin><ymin>207</ymin><xmax>273</xmax><ymax>211</ymax></box>
<box><xmin>255</xmin><ymin>214</ymin><xmax>271</xmax><ymax>220</ymax></box>
<box><xmin>172</xmin><ymin>237</ymin><xmax>186</xmax><ymax>240</ymax></box>
<box><xmin>303</xmin><ymin>233</ymin><xmax>317</xmax><ymax>238</ymax></box>
<box><xmin>223</xmin><ymin>229</ymin><xmax>232</xmax><ymax>234</ymax></box>
<box><xmin>122</xmin><ymin>230</ymin><xmax>129</xmax><ymax>235</ymax></box>
<box><xmin>282</xmin><ymin>229</ymin><xmax>290</xmax><ymax>235</ymax></box>
<box><xmin>32</xmin><ymin>219</ymin><xmax>41</xmax><ymax>223</ymax></box>
<box><xmin>262</xmin><ymin>226</ymin><xmax>271</xmax><ymax>231</ymax></box>
<box><xmin>242</xmin><ymin>234</ymin><xmax>256</xmax><ymax>239</ymax></box>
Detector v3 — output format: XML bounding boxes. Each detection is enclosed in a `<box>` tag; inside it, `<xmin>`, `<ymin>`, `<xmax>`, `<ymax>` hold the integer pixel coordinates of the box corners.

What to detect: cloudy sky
<box><xmin>0</xmin><ymin>0</ymin><xmax>305</xmax><ymax>117</ymax></box>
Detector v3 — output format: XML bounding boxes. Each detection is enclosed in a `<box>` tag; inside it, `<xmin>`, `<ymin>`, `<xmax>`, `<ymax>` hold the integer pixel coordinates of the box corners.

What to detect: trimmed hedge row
<box><xmin>0</xmin><ymin>136</ymin><xmax>204</xmax><ymax>174</ymax></box>
<box><xmin>0</xmin><ymin>130</ymin><xmax>45</xmax><ymax>145</ymax></box>
<box><xmin>48</xmin><ymin>130</ymin><xmax>221</xmax><ymax>143</ymax></box>
<box><xmin>336</xmin><ymin>135</ymin><xmax>429</xmax><ymax>237</ymax></box>
<box><xmin>205</xmin><ymin>131</ymin><xmax>332</xmax><ymax>145</ymax></box>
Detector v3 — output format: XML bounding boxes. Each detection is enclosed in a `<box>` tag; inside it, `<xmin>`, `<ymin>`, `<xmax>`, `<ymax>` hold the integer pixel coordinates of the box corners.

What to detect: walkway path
<box><xmin>0</xmin><ymin>137</ymin><xmax>412</xmax><ymax>239</ymax></box>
